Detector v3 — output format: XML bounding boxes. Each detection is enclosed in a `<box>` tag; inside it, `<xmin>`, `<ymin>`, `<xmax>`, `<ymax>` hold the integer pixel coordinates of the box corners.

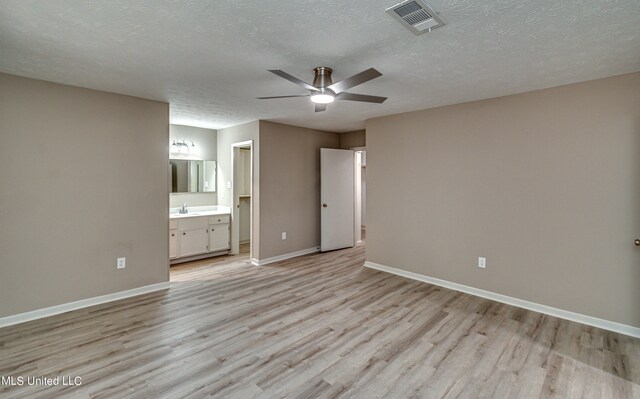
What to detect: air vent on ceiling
<box><xmin>386</xmin><ymin>0</ymin><xmax>445</xmax><ymax>35</ymax></box>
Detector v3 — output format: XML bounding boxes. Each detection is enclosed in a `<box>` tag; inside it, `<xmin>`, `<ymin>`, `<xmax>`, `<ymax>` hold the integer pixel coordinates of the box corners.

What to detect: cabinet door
<box><xmin>209</xmin><ymin>224</ymin><xmax>230</xmax><ymax>252</ymax></box>
<box><xmin>179</xmin><ymin>228</ymin><xmax>209</xmax><ymax>257</ymax></box>
<box><xmin>169</xmin><ymin>229</ymin><xmax>178</xmax><ymax>259</ymax></box>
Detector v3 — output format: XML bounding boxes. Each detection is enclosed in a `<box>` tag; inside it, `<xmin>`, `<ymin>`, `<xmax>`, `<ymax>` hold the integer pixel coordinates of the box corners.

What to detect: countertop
<box><xmin>169</xmin><ymin>205</ymin><xmax>231</xmax><ymax>219</ymax></box>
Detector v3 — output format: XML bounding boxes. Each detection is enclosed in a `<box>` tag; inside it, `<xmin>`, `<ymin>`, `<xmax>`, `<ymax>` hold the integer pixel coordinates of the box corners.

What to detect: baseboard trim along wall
<box><xmin>252</xmin><ymin>247</ymin><xmax>320</xmax><ymax>266</ymax></box>
<box><xmin>170</xmin><ymin>250</ymin><xmax>230</xmax><ymax>265</ymax></box>
<box><xmin>0</xmin><ymin>282</ymin><xmax>171</xmax><ymax>329</ymax></box>
<box><xmin>364</xmin><ymin>261</ymin><xmax>640</xmax><ymax>339</ymax></box>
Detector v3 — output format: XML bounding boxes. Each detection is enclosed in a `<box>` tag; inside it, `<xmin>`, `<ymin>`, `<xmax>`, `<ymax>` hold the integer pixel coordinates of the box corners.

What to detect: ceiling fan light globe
<box><xmin>310</xmin><ymin>93</ymin><xmax>335</xmax><ymax>104</ymax></box>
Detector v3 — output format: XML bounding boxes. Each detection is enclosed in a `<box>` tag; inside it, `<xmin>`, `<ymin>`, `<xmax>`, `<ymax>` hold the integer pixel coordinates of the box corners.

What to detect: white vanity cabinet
<box><xmin>170</xmin><ymin>212</ymin><xmax>231</xmax><ymax>263</ymax></box>
<box><xmin>209</xmin><ymin>215</ymin><xmax>230</xmax><ymax>252</ymax></box>
<box><xmin>169</xmin><ymin>220</ymin><xmax>178</xmax><ymax>259</ymax></box>
<box><xmin>177</xmin><ymin>217</ymin><xmax>209</xmax><ymax>257</ymax></box>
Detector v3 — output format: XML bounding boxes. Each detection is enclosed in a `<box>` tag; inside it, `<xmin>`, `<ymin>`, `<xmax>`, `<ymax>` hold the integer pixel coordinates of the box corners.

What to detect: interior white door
<box><xmin>321</xmin><ymin>148</ymin><xmax>355</xmax><ymax>252</ymax></box>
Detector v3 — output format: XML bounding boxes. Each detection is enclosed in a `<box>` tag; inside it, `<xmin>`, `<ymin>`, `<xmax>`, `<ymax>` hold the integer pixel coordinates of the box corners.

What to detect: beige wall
<box><xmin>217</xmin><ymin>121</ymin><xmax>260</xmax><ymax>258</ymax></box>
<box><xmin>259</xmin><ymin>121</ymin><xmax>340</xmax><ymax>259</ymax></box>
<box><xmin>169</xmin><ymin>124</ymin><xmax>218</xmax><ymax>207</ymax></box>
<box><xmin>339</xmin><ymin>129</ymin><xmax>366</xmax><ymax>149</ymax></box>
<box><xmin>0</xmin><ymin>73</ymin><xmax>169</xmax><ymax>318</ymax></box>
<box><xmin>366</xmin><ymin>72</ymin><xmax>640</xmax><ymax>328</ymax></box>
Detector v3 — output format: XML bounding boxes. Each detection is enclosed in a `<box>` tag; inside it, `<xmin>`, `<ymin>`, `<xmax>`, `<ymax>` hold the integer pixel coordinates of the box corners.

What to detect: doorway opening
<box><xmin>231</xmin><ymin>141</ymin><xmax>253</xmax><ymax>259</ymax></box>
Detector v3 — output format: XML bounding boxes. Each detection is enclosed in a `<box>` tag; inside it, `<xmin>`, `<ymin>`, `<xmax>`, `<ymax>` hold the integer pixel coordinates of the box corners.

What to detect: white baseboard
<box><xmin>364</xmin><ymin>261</ymin><xmax>640</xmax><ymax>339</ymax></box>
<box><xmin>0</xmin><ymin>282</ymin><xmax>171</xmax><ymax>329</ymax></box>
<box><xmin>170</xmin><ymin>250</ymin><xmax>229</xmax><ymax>265</ymax></box>
<box><xmin>253</xmin><ymin>247</ymin><xmax>320</xmax><ymax>266</ymax></box>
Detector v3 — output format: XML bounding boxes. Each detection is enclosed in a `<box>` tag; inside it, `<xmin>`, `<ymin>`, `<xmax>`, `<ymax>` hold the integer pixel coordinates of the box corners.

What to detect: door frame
<box><xmin>231</xmin><ymin>140</ymin><xmax>253</xmax><ymax>259</ymax></box>
<box><xmin>354</xmin><ymin>150</ymin><xmax>363</xmax><ymax>245</ymax></box>
<box><xmin>351</xmin><ymin>146</ymin><xmax>366</xmax><ymax>245</ymax></box>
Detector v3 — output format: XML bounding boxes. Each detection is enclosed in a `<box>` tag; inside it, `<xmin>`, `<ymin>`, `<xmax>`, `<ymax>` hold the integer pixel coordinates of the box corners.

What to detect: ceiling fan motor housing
<box><xmin>313</xmin><ymin>67</ymin><xmax>334</xmax><ymax>92</ymax></box>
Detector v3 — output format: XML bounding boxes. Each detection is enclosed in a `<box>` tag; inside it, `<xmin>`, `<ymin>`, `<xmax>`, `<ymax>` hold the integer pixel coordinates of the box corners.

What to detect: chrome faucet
<box><xmin>179</xmin><ymin>203</ymin><xmax>188</xmax><ymax>214</ymax></box>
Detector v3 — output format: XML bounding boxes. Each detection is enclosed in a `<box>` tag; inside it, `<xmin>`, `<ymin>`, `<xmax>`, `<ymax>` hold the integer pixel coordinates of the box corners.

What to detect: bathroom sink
<box><xmin>171</xmin><ymin>212</ymin><xmax>200</xmax><ymax>218</ymax></box>
<box><xmin>170</xmin><ymin>211</ymin><xmax>222</xmax><ymax>218</ymax></box>
<box><xmin>170</xmin><ymin>207</ymin><xmax>232</xmax><ymax>219</ymax></box>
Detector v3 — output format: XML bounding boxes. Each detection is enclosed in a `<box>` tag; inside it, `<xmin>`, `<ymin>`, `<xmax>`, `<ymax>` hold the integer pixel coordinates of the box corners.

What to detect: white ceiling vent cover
<box><xmin>386</xmin><ymin>0</ymin><xmax>445</xmax><ymax>35</ymax></box>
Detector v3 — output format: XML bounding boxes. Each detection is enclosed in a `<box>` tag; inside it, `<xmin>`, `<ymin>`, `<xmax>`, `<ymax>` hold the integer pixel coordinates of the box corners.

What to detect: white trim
<box><xmin>170</xmin><ymin>250</ymin><xmax>230</xmax><ymax>265</ymax></box>
<box><xmin>253</xmin><ymin>247</ymin><xmax>320</xmax><ymax>266</ymax></box>
<box><xmin>231</xmin><ymin>140</ymin><xmax>254</xmax><ymax>147</ymax></box>
<box><xmin>0</xmin><ymin>282</ymin><xmax>170</xmax><ymax>329</ymax></box>
<box><xmin>230</xmin><ymin>140</ymin><xmax>253</xmax><ymax>260</ymax></box>
<box><xmin>364</xmin><ymin>261</ymin><xmax>640</xmax><ymax>339</ymax></box>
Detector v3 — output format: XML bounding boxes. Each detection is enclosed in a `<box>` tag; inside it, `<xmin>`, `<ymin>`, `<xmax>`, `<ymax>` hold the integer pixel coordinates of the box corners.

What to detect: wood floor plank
<box><xmin>1</xmin><ymin>245</ymin><xmax>639</xmax><ymax>398</ymax></box>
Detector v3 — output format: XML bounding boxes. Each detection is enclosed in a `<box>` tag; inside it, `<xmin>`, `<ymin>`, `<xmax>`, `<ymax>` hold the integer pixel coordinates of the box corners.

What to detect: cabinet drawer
<box><xmin>169</xmin><ymin>220</ymin><xmax>178</xmax><ymax>229</ymax></box>
<box><xmin>177</xmin><ymin>216</ymin><xmax>208</xmax><ymax>231</ymax></box>
<box><xmin>209</xmin><ymin>214</ymin><xmax>230</xmax><ymax>225</ymax></box>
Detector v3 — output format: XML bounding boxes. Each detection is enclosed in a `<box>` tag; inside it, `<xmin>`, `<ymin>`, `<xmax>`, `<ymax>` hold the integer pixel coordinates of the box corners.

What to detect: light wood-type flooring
<box><xmin>1</xmin><ymin>246</ymin><xmax>639</xmax><ymax>398</ymax></box>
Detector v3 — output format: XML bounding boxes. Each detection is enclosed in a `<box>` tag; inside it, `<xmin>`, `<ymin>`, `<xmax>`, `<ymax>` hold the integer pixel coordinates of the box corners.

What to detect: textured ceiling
<box><xmin>1</xmin><ymin>0</ymin><xmax>639</xmax><ymax>132</ymax></box>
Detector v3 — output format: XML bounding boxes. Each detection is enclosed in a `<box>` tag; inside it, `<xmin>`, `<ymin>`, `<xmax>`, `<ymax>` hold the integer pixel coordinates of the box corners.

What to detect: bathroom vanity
<box><xmin>169</xmin><ymin>206</ymin><xmax>231</xmax><ymax>264</ymax></box>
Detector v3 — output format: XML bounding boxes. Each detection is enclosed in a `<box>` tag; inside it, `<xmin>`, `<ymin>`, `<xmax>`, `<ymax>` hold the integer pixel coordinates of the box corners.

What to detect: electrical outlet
<box><xmin>226</xmin><ymin>181</ymin><xmax>232</xmax><ymax>189</ymax></box>
<box><xmin>281</xmin><ymin>232</ymin><xmax>287</xmax><ymax>240</ymax></box>
<box><xmin>478</xmin><ymin>257</ymin><xmax>486</xmax><ymax>269</ymax></box>
<box><xmin>117</xmin><ymin>257</ymin><xmax>126</xmax><ymax>269</ymax></box>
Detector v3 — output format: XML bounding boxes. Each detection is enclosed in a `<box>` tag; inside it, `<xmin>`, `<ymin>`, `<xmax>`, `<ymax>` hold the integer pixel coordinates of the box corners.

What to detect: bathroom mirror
<box><xmin>170</xmin><ymin>159</ymin><xmax>216</xmax><ymax>193</ymax></box>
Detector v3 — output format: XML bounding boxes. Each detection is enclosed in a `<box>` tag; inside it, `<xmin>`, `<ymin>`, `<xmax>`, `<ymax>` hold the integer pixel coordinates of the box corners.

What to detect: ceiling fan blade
<box><xmin>315</xmin><ymin>104</ymin><xmax>327</xmax><ymax>112</ymax></box>
<box><xmin>257</xmin><ymin>94</ymin><xmax>310</xmax><ymax>99</ymax></box>
<box><xmin>327</xmin><ymin>68</ymin><xmax>382</xmax><ymax>93</ymax></box>
<box><xmin>268</xmin><ymin>70</ymin><xmax>319</xmax><ymax>91</ymax></box>
<box><xmin>335</xmin><ymin>92</ymin><xmax>387</xmax><ymax>104</ymax></box>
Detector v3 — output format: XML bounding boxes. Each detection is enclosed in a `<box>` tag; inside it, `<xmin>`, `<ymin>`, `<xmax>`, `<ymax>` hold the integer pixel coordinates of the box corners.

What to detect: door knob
<box><xmin>322</xmin><ymin>204</ymin><xmax>328</xmax><ymax>208</ymax></box>
<box><xmin>635</xmin><ymin>239</ymin><xmax>640</xmax><ymax>246</ymax></box>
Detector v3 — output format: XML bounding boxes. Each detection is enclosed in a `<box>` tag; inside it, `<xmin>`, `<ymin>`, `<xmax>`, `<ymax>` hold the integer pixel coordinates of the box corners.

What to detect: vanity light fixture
<box><xmin>171</xmin><ymin>140</ymin><xmax>195</xmax><ymax>153</ymax></box>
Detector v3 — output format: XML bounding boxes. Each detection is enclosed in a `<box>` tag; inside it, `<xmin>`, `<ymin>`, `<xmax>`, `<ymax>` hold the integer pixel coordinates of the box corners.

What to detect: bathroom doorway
<box><xmin>231</xmin><ymin>141</ymin><xmax>253</xmax><ymax>258</ymax></box>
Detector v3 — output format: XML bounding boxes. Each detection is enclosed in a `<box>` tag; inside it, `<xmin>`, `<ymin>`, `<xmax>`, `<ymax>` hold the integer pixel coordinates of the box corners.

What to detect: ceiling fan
<box><xmin>258</xmin><ymin>67</ymin><xmax>387</xmax><ymax>112</ymax></box>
